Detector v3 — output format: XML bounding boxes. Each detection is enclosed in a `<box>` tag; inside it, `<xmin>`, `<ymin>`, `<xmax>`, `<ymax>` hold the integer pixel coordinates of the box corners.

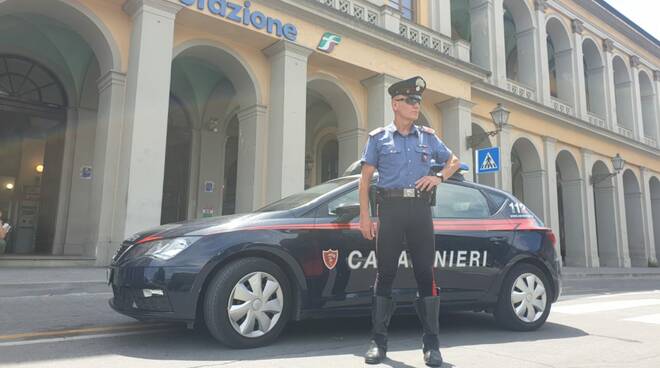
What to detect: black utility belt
<box><xmin>376</xmin><ymin>188</ymin><xmax>434</xmax><ymax>201</ymax></box>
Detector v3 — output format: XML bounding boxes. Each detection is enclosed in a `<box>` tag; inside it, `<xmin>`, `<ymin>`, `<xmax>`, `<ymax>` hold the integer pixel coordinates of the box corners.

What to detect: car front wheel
<box><xmin>203</xmin><ymin>257</ymin><xmax>291</xmax><ymax>348</ymax></box>
<box><xmin>494</xmin><ymin>263</ymin><xmax>551</xmax><ymax>331</ymax></box>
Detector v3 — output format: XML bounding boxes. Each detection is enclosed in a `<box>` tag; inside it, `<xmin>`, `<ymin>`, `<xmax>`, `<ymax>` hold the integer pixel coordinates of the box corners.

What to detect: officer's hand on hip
<box><xmin>359</xmin><ymin>213</ymin><xmax>377</xmax><ymax>240</ymax></box>
<box><xmin>415</xmin><ymin>176</ymin><xmax>442</xmax><ymax>191</ymax></box>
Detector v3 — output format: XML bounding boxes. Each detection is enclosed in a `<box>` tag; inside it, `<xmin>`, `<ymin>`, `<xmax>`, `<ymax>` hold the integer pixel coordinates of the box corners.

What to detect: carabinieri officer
<box><xmin>359</xmin><ymin>76</ymin><xmax>460</xmax><ymax>366</ymax></box>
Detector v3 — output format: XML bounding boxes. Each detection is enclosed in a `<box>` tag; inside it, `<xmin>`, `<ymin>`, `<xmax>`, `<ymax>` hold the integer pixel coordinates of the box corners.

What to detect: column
<box><xmin>337</xmin><ymin>128</ymin><xmax>367</xmax><ymax>175</ymax></box>
<box><xmin>379</xmin><ymin>4</ymin><xmax>401</xmax><ymax>33</ymax></box>
<box><xmin>614</xmin><ymin>171</ymin><xmax>632</xmax><ymax>267</ymax></box>
<box><xmin>542</xmin><ymin>137</ymin><xmax>560</xmax><ymax>248</ymax></box>
<box><xmin>654</xmin><ymin>71</ymin><xmax>660</xmax><ymax>145</ymax></box>
<box><xmin>471</xmin><ymin>0</ymin><xmax>507</xmax><ymax>87</ymax></box>
<box><xmin>52</xmin><ymin>108</ymin><xmax>78</xmax><ymax>255</ymax></box>
<box><xmin>91</xmin><ymin>71</ymin><xmax>127</xmax><ymax>265</ymax></box>
<box><xmin>640</xmin><ymin>167</ymin><xmax>657</xmax><ymax>264</ymax></box>
<box><xmin>572</xmin><ymin>19</ymin><xmax>588</xmax><ymax>121</ymax></box>
<box><xmin>263</xmin><ymin>40</ymin><xmax>313</xmax><ymax>203</ymax></box>
<box><xmin>580</xmin><ymin>149</ymin><xmax>600</xmax><ymax>267</ymax></box>
<box><xmin>235</xmin><ymin>105</ymin><xmax>268</xmax><ymax>212</ymax></box>
<box><xmin>496</xmin><ymin>125</ymin><xmax>512</xmax><ymax>192</ymax></box>
<box><xmin>361</xmin><ymin>73</ymin><xmax>398</xmax><ymax>132</ymax></box>
<box><xmin>429</xmin><ymin>0</ymin><xmax>452</xmax><ymax>38</ymax></box>
<box><xmin>120</xmin><ymin>0</ymin><xmax>182</xmax><ymax>238</ymax></box>
<box><xmin>534</xmin><ymin>0</ymin><xmax>551</xmax><ymax>105</ymax></box>
<box><xmin>436</xmin><ymin>98</ymin><xmax>475</xmax><ymax>182</ymax></box>
<box><xmin>630</xmin><ymin>56</ymin><xmax>644</xmax><ymax>140</ymax></box>
<box><xmin>602</xmin><ymin>39</ymin><xmax>618</xmax><ymax>130</ymax></box>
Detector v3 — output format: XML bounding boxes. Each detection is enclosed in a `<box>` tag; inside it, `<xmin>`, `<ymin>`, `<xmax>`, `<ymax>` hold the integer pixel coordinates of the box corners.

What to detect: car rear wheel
<box><xmin>494</xmin><ymin>263</ymin><xmax>551</xmax><ymax>331</ymax></box>
<box><xmin>203</xmin><ymin>257</ymin><xmax>291</xmax><ymax>348</ymax></box>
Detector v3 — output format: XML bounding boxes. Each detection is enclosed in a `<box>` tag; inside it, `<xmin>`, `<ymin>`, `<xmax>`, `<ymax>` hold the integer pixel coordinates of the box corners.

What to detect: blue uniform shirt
<box><xmin>360</xmin><ymin>123</ymin><xmax>453</xmax><ymax>189</ymax></box>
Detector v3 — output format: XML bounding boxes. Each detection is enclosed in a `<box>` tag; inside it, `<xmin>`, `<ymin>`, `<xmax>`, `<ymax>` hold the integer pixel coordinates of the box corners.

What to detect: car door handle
<box><xmin>489</xmin><ymin>236</ymin><xmax>508</xmax><ymax>244</ymax></box>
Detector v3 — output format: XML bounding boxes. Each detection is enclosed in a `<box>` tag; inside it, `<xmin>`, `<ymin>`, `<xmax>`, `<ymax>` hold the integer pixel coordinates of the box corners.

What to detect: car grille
<box><xmin>112</xmin><ymin>285</ymin><xmax>172</xmax><ymax>312</ymax></box>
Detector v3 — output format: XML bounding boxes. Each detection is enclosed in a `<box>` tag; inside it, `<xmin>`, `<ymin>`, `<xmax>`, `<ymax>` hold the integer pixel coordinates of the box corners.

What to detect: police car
<box><xmin>108</xmin><ymin>163</ymin><xmax>561</xmax><ymax>349</ymax></box>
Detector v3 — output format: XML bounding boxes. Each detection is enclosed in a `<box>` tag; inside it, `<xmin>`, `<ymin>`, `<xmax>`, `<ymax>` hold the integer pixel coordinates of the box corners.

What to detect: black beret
<box><xmin>388</xmin><ymin>76</ymin><xmax>426</xmax><ymax>98</ymax></box>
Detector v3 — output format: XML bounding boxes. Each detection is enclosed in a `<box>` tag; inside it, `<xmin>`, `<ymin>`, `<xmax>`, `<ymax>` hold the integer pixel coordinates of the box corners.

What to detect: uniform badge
<box><xmin>422</xmin><ymin>153</ymin><xmax>428</xmax><ymax>162</ymax></box>
<box><xmin>322</xmin><ymin>249</ymin><xmax>339</xmax><ymax>270</ymax></box>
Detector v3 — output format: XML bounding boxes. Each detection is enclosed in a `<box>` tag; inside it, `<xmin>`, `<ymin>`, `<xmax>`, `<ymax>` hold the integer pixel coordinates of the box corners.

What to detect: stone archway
<box><xmin>546</xmin><ymin>17</ymin><xmax>574</xmax><ymax>106</ymax></box>
<box><xmin>582</xmin><ymin>38</ymin><xmax>606</xmax><ymax>119</ymax></box>
<box><xmin>639</xmin><ymin>71</ymin><xmax>658</xmax><ymax>142</ymax></box>
<box><xmin>503</xmin><ymin>0</ymin><xmax>537</xmax><ymax>90</ymax></box>
<box><xmin>556</xmin><ymin>150</ymin><xmax>586</xmax><ymax>266</ymax></box>
<box><xmin>172</xmin><ymin>41</ymin><xmax>262</xmax><ymax>214</ymax></box>
<box><xmin>612</xmin><ymin>56</ymin><xmax>635</xmax><ymax>135</ymax></box>
<box><xmin>511</xmin><ymin>137</ymin><xmax>544</xmax><ymax>218</ymax></box>
<box><xmin>592</xmin><ymin>160</ymin><xmax>619</xmax><ymax>266</ymax></box>
<box><xmin>651</xmin><ymin>177</ymin><xmax>660</xmax><ymax>264</ymax></box>
<box><xmin>623</xmin><ymin>169</ymin><xmax>647</xmax><ymax>266</ymax></box>
<box><xmin>306</xmin><ymin>75</ymin><xmax>361</xmax><ymax>183</ymax></box>
<box><xmin>0</xmin><ymin>0</ymin><xmax>121</xmax><ymax>262</ymax></box>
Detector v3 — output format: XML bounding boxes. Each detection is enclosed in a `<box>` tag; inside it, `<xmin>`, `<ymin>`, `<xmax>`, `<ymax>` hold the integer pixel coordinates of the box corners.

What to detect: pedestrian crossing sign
<box><xmin>475</xmin><ymin>147</ymin><xmax>500</xmax><ymax>174</ymax></box>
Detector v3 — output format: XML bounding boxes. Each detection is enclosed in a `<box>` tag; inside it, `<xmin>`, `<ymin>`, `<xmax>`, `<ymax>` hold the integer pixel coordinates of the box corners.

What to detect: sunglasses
<box><xmin>394</xmin><ymin>96</ymin><xmax>422</xmax><ymax>105</ymax></box>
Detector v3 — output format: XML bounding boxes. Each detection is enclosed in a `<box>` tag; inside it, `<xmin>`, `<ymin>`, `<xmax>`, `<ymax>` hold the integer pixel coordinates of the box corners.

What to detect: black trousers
<box><xmin>374</xmin><ymin>197</ymin><xmax>437</xmax><ymax>298</ymax></box>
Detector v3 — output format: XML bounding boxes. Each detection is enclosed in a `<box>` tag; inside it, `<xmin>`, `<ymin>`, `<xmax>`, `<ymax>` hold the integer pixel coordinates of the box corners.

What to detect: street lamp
<box><xmin>466</xmin><ymin>103</ymin><xmax>510</xmax><ymax>149</ymax></box>
<box><xmin>590</xmin><ymin>153</ymin><xmax>624</xmax><ymax>185</ymax></box>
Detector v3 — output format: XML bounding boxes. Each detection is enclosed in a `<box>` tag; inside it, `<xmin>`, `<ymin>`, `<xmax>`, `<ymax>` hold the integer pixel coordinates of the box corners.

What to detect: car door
<box><xmin>309</xmin><ymin>186</ymin><xmax>376</xmax><ymax>309</ymax></box>
<box><xmin>432</xmin><ymin>182</ymin><xmax>511</xmax><ymax>302</ymax></box>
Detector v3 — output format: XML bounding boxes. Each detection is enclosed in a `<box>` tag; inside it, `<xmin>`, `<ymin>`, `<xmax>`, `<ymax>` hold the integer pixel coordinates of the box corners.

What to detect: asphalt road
<box><xmin>1</xmin><ymin>277</ymin><xmax>659</xmax><ymax>367</ymax></box>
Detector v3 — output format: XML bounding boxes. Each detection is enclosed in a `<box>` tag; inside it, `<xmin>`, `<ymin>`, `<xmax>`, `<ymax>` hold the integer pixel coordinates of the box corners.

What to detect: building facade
<box><xmin>0</xmin><ymin>0</ymin><xmax>658</xmax><ymax>268</ymax></box>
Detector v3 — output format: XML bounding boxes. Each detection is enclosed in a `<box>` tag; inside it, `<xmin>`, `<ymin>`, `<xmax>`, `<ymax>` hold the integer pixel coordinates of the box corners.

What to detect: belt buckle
<box><xmin>403</xmin><ymin>188</ymin><xmax>415</xmax><ymax>198</ymax></box>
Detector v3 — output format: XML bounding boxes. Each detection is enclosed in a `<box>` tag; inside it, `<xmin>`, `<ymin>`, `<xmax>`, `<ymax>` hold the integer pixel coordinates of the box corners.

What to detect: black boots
<box><xmin>414</xmin><ymin>296</ymin><xmax>443</xmax><ymax>367</ymax></box>
<box><xmin>365</xmin><ymin>296</ymin><xmax>396</xmax><ymax>364</ymax></box>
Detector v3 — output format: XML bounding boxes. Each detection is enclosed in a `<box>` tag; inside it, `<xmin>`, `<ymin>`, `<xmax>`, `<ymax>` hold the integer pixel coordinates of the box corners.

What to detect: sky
<box><xmin>603</xmin><ymin>0</ymin><xmax>660</xmax><ymax>40</ymax></box>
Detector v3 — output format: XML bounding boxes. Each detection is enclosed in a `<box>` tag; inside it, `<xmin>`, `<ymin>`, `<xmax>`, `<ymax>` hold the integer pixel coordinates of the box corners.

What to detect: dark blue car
<box><xmin>109</xmin><ymin>167</ymin><xmax>561</xmax><ymax>348</ymax></box>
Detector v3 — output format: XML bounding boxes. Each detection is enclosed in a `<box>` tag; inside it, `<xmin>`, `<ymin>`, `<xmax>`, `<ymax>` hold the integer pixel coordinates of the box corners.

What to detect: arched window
<box><xmin>503</xmin><ymin>6</ymin><xmax>519</xmax><ymax>81</ymax></box>
<box><xmin>0</xmin><ymin>55</ymin><xmax>67</xmax><ymax>108</ymax></box>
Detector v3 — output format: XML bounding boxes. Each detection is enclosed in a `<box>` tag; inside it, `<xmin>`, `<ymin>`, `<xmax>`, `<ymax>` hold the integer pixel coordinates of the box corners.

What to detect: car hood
<box><xmin>125</xmin><ymin>211</ymin><xmax>294</xmax><ymax>242</ymax></box>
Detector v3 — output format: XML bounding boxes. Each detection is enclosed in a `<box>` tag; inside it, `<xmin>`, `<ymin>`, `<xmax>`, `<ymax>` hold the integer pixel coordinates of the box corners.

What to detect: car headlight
<box><xmin>127</xmin><ymin>237</ymin><xmax>201</xmax><ymax>260</ymax></box>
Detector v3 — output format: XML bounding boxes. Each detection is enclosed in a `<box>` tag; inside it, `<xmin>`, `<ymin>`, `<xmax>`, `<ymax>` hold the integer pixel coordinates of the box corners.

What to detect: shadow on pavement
<box><xmin>0</xmin><ymin>310</ymin><xmax>587</xmax><ymax>366</ymax></box>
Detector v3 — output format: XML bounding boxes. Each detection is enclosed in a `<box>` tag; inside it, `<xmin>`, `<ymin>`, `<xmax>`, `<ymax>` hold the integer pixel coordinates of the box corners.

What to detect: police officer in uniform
<box><xmin>359</xmin><ymin>76</ymin><xmax>460</xmax><ymax>366</ymax></box>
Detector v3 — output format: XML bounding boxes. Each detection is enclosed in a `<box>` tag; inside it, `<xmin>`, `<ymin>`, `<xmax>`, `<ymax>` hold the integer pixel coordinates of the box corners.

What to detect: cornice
<box><xmin>473</xmin><ymin>82</ymin><xmax>660</xmax><ymax>158</ymax></box>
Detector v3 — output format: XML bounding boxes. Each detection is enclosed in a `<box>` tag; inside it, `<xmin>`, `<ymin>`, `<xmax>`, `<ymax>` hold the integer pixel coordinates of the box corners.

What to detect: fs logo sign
<box><xmin>317</xmin><ymin>32</ymin><xmax>342</xmax><ymax>53</ymax></box>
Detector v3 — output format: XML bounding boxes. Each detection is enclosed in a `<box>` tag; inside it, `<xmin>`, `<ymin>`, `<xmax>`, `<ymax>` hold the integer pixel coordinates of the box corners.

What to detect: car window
<box><xmin>484</xmin><ymin>189</ymin><xmax>508</xmax><ymax>214</ymax></box>
<box><xmin>433</xmin><ymin>183</ymin><xmax>491</xmax><ymax>219</ymax></box>
<box><xmin>317</xmin><ymin>186</ymin><xmax>375</xmax><ymax>218</ymax></box>
<box><xmin>327</xmin><ymin>189</ymin><xmax>360</xmax><ymax>216</ymax></box>
<box><xmin>256</xmin><ymin>177</ymin><xmax>356</xmax><ymax>212</ymax></box>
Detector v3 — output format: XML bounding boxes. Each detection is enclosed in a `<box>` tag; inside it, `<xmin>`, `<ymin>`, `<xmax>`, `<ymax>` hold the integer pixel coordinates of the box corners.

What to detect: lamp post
<box><xmin>466</xmin><ymin>103</ymin><xmax>510</xmax><ymax>182</ymax></box>
<box><xmin>589</xmin><ymin>153</ymin><xmax>624</xmax><ymax>185</ymax></box>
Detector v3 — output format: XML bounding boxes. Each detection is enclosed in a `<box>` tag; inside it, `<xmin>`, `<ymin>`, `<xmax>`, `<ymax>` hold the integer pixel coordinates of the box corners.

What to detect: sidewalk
<box><xmin>1</xmin><ymin>266</ymin><xmax>660</xmax><ymax>286</ymax></box>
<box><xmin>562</xmin><ymin>266</ymin><xmax>660</xmax><ymax>279</ymax></box>
<box><xmin>0</xmin><ymin>267</ymin><xmax>106</xmax><ymax>285</ymax></box>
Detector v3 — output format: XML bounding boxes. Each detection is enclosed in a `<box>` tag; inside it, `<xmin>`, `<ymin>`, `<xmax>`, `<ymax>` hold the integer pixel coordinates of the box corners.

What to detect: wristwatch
<box><xmin>435</xmin><ymin>172</ymin><xmax>444</xmax><ymax>183</ymax></box>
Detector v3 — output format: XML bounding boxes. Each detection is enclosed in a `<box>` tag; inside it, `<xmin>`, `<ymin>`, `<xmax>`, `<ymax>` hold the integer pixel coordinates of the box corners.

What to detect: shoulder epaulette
<box><xmin>369</xmin><ymin>127</ymin><xmax>385</xmax><ymax>136</ymax></box>
<box><xmin>419</xmin><ymin>125</ymin><xmax>436</xmax><ymax>134</ymax></box>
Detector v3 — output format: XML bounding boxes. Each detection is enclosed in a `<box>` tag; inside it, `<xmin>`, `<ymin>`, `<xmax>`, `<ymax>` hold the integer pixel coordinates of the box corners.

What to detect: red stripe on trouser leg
<box><xmin>432</xmin><ymin>272</ymin><xmax>438</xmax><ymax>296</ymax></box>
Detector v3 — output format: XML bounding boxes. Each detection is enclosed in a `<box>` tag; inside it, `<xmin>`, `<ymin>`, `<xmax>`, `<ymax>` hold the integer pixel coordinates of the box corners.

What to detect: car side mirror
<box><xmin>333</xmin><ymin>203</ymin><xmax>361</xmax><ymax>222</ymax></box>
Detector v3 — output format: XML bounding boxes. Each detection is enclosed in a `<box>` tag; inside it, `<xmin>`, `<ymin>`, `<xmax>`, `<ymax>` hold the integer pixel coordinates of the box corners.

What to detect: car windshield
<box><xmin>256</xmin><ymin>177</ymin><xmax>358</xmax><ymax>212</ymax></box>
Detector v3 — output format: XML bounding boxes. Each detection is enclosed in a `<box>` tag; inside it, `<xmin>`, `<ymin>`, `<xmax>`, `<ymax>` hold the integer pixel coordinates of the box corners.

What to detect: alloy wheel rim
<box><xmin>227</xmin><ymin>271</ymin><xmax>284</xmax><ymax>338</ymax></box>
<box><xmin>510</xmin><ymin>272</ymin><xmax>547</xmax><ymax>323</ymax></box>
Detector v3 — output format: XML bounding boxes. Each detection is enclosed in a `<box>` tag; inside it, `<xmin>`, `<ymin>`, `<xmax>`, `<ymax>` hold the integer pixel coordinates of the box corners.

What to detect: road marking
<box><xmin>624</xmin><ymin>313</ymin><xmax>660</xmax><ymax>325</ymax></box>
<box><xmin>553</xmin><ymin>299</ymin><xmax>660</xmax><ymax>314</ymax></box>
<box><xmin>0</xmin><ymin>328</ymin><xmax>175</xmax><ymax>347</ymax></box>
<box><xmin>0</xmin><ymin>323</ymin><xmax>173</xmax><ymax>341</ymax></box>
<box><xmin>586</xmin><ymin>290</ymin><xmax>660</xmax><ymax>299</ymax></box>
